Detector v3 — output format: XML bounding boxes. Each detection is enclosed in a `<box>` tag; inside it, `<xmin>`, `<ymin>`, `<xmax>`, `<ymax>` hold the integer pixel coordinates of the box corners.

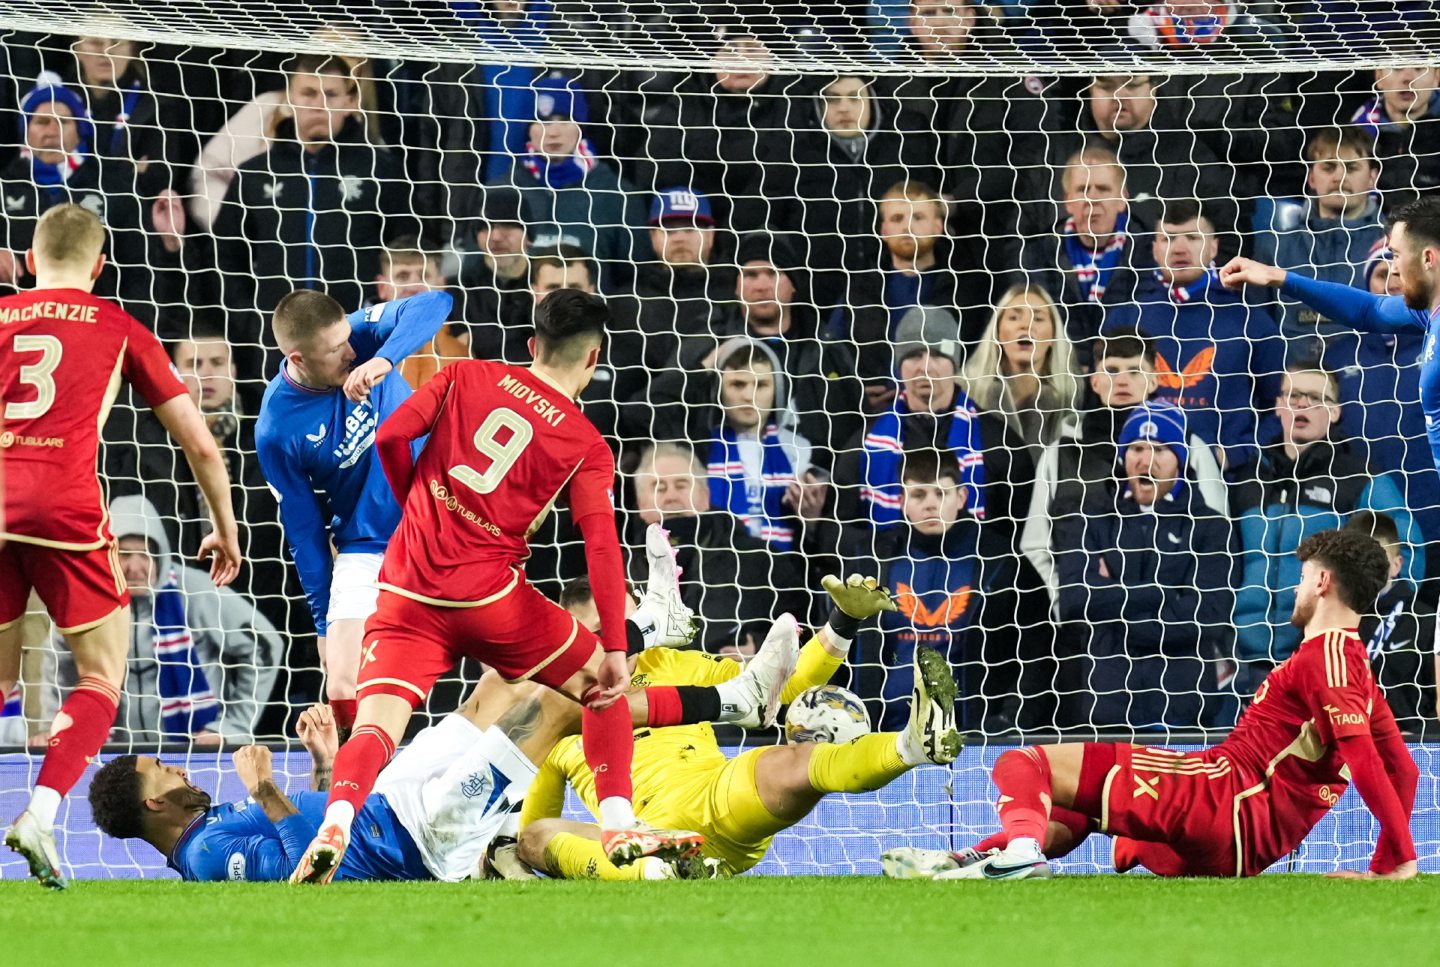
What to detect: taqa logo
<box><xmin>1323</xmin><ymin>703</ymin><xmax>1365</xmax><ymax>727</ymax></box>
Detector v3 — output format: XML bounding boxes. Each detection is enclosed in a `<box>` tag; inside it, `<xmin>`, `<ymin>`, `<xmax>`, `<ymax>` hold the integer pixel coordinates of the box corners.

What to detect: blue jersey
<box><xmin>255</xmin><ymin>292</ymin><xmax>451</xmax><ymax>633</ymax></box>
<box><xmin>168</xmin><ymin>790</ymin><xmax>431</xmax><ymax>882</ymax></box>
<box><xmin>1279</xmin><ymin>274</ymin><xmax>1440</xmax><ymax>475</ymax></box>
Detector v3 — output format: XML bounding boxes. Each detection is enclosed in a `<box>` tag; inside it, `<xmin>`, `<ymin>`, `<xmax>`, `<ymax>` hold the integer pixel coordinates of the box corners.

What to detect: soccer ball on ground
<box><xmin>785</xmin><ymin>685</ymin><xmax>871</xmax><ymax>744</ymax></box>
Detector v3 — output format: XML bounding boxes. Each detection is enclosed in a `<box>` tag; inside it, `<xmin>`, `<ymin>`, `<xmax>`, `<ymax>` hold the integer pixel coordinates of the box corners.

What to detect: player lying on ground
<box><xmin>87</xmin><ymin>536</ymin><xmax>796</xmax><ymax>882</ymax></box>
<box><xmin>513</xmin><ymin>572</ymin><xmax>963</xmax><ymax>880</ymax></box>
<box><xmin>255</xmin><ymin>287</ymin><xmax>451</xmax><ymax>737</ymax></box>
<box><xmin>883</xmin><ymin>528</ymin><xmax>1419</xmax><ymax>881</ymax></box>
<box><xmin>297</xmin><ymin>291</ymin><xmax>786</xmax><ymax>883</ymax></box>
<box><xmin>2</xmin><ymin>204</ymin><xmax>242</xmax><ymax>890</ymax></box>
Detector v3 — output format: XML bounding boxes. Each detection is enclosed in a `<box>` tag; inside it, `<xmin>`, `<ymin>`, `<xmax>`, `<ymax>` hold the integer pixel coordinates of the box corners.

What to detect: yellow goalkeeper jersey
<box><xmin>521</xmin><ymin>636</ymin><xmax>841</xmax><ymax>827</ymax></box>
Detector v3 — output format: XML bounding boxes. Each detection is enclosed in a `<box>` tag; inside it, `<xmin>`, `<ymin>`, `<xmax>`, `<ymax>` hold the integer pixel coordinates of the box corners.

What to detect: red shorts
<box><xmin>1079</xmin><ymin>743</ymin><xmax>1244</xmax><ymax>878</ymax></box>
<box><xmin>0</xmin><ymin>539</ymin><xmax>129</xmax><ymax>633</ymax></box>
<box><xmin>356</xmin><ymin>580</ymin><xmax>599</xmax><ymax>706</ymax></box>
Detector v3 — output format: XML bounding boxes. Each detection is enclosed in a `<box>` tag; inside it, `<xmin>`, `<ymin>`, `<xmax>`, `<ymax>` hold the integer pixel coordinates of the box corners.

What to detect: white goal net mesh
<box><xmin>1</xmin><ymin>0</ymin><xmax>1439</xmax><ymax>877</ymax></box>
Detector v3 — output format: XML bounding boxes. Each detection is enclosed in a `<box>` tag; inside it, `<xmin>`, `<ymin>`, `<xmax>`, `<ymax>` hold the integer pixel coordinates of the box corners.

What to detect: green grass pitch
<box><xmin>2</xmin><ymin>876</ymin><xmax>1436</xmax><ymax>966</ymax></box>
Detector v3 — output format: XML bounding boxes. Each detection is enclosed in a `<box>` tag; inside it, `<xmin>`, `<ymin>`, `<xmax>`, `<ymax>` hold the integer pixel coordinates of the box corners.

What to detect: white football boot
<box><xmin>722</xmin><ymin>614</ymin><xmax>800</xmax><ymax>729</ymax></box>
<box><xmin>882</xmin><ymin>846</ymin><xmax>995</xmax><ymax>880</ymax></box>
<box><xmin>934</xmin><ymin>837</ymin><xmax>1053</xmax><ymax>881</ymax></box>
<box><xmin>5</xmin><ymin>811</ymin><xmax>66</xmax><ymax>890</ymax></box>
<box><xmin>632</xmin><ymin>524</ymin><xmax>698</xmax><ymax>649</ymax></box>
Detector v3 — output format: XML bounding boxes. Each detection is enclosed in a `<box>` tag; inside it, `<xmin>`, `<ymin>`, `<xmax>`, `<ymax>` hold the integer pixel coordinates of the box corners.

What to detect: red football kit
<box><xmin>1086</xmin><ymin>628</ymin><xmax>1416</xmax><ymax>876</ymax></box>
<box><xmin>0</xmin><ymin>288</ymin><xmax>187</xmax><ymax>631</ymax></box>
<box><xmin>360</xmin><ymin>358</ymin><xmax>627</xmax><ymax>699</ymax></box>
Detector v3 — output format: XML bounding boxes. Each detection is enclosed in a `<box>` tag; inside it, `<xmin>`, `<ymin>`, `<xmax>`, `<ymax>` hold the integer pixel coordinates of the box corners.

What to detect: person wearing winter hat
<box><xmin>493</xmin><ymin>71</ymin><xmax>642</xmax><ymax>289</ymax></box>
<box><xmin>1051</xmin><ymin>399</ymin><xmax>1236</xmax><ymax>729</ymax></box>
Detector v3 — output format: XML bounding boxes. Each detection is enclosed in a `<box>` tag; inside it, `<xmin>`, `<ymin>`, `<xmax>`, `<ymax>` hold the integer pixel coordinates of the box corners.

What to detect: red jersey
<box><xmin>1214</xmin><ymin>627</ymin><xmax>1400</xmax><ymax>867</ymax></box>
<box><xmin>0</xmin><ymin>288</ymin><xmax>186</xmax><ymax>549</ymax></box>
<box><xmin>375</xmin><ymin>359</ymin><xmax>628</xmax><ymax>649</ymax></box>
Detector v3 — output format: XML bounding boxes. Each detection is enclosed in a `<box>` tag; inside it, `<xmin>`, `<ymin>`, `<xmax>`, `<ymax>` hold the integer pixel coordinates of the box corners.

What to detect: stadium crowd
<box><xmin>1</xmin><ymin>0</ymin><xmax>1438</xmax><ymax>744</ymax></box>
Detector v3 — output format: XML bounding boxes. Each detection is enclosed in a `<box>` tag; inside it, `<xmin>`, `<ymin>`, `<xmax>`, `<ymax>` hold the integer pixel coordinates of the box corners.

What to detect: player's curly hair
<box><xmin>88</xmin><ymin>755</ymin><xmax>146</xmax><ymax>840</ymax></box>
<box><xmin>1296</xmin><ymin>528</ymin><xmax>1389</xmax><ymax>614</ymax></box>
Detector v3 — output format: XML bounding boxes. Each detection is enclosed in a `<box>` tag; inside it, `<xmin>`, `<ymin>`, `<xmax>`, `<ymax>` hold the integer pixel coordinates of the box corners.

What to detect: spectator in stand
<box><xmin>1345</xmin><ymin>511</ymin><xmax>1433</xmax><ymax>730</ymax></box>
<box><xmin>1021</xmin><ymin>329</ymin><xmax>1227</xmax><ymax>602</ymax></box>
<box><xmin>627</xmin><ymin>28</ymin><xmax>798</xmax><ymax>236</ymax></box>
<box><xmin>213</xmin><ymin>54</ymin><xmax>415</xmax><ymax>369</ymax></box>
<box><xmin>0</xmin><ymin>74</ymin><xmax>185</xmax><ymax>333</ymax></box>
<box><xmin>68</xmin><ymin>36</ymin><xmax>189</xmax><ymax>183</ymax></box>
<box><xmin>1351</xmin><ymin>66</ymin><xmax>1440</xmax><ymax>208</ymax></box>
<box><xmin>629</xmin><ymin>443</ymin><xmax>809</xmax><ymax>655</ymax></box>
<box><xmin>848</xmin><ymin>450</ymin><xmax>1000</xmax><ymax>731</ymax></box>
<box><xmin>701</xmin><ymin>341</ymin><xmax>820</xmax><ymax>554</ymax></box>
<box><xmin>1104</xmin><ymin>199</ymin><xmax>1284</xmax><ymax>470</ymax></box>
<box><xmin>1021</xmin><ymin>143</ymin><xmax>1155</xmax><ymax>354</ymax></box>
<box><xmin>1126</xmin><ymin>1</ymin><xmax>1291</xmax><ymax>53</ymax></box>
<box><xmin>646</xmin><ymin>231</ymin><xmax>863</xmax><ymax>458</ymax></box>
<box><xmin>826</xmin><ymin>180</ymin><xmax>992</xmax><ymax>410</ymax></box>
<box><xmin>495</xmin><ymin>70</ymin><xmax>643</xmax><ymax>288</ymax></box>
<box><xmin>1251</xmin><ymin>127</ymin><xmax>1385</xmax><ymax>339</ymax></box>
<box><xmin>1052</xmin><ymin>401</ymin><xmax>1235</xmax><ymax>730</ymax></box>
<box><xmin>54</xmin><ymin>496</ymin><xmax>283</xmax><ymax>746</ymax></box>
<box><xmin>1032</xmin><ymin>75</ymin><xmax>1237</xmax><ymax>254</ymax></box>
<box><xmin>782</xmin><ymin>74</ymin><xmax>942</xmax><ymax>282</ymax></box>
<box><xmin>455</xmin><ymin>185</ymin><xmax>533</xmax><ymax>363</ymax></box>
<box><xmin>961</xmin><ymin>283</ymin><xmax>1083</xmax><ymax>473</ymax></box>
<box><xmin>1231</xmin><ymin>361</ymin><xmax>1424</xmax><ymax>686</ymax></box>
<box><xmin>375</xmin><ymin>239</ymin><xmax>469</xmax><ymax>390</ymax></box>
<box><xmin>612</xmin><ymin>187</ymin><xmax>734</xmax><ymax>422</ymax></box>
<box><xmin>101</xmin><ymin>321</ymin><xmax>295</xmax><ymax>637</ymax></box>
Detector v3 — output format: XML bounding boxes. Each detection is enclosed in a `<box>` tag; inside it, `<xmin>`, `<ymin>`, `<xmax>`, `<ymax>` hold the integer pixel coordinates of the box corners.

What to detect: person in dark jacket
<box><xmin>1343</xmin><ymin>512</ymin><xmax>1434</xmax><ymax>730</ymax></box>
<box><xmin>67</xmin><ymin>35</ymin><xmax>191</xmax><ymax>186</ymax></box>
<box><xmin>1231</xmin><ymin>362</ymin><xmax>1423</xmax><ymax>680</ymax></box>
<box><xmin>212</xmin><ymin>54</ymin><xmax>415</xmax><ymax>373</ymax></box>
<box><xmin>0</xmin><ymin>74</ymin><xmax>184</xmax><ymax>333</ymax></box>
<box><xmin>454</xmin><ymin>184</ymin><xmax>535</xmax><ymax>364</ymax></box>
<box><xmin>1052</xmin><ymin>401</ymin><xmax>1236</xmax><ymax>730</ymax></box>
<box><xmin>628</xmin><ymin>442</ymin><xmax>809</xmax><ymax>654</ymax></box>
<box><xmin>1350</xmin><ymin>65</ymin><xmax>1440</xmax><ymax>209</ymax></box>
<box><xmin>1103</xmin><ymin>199</ymin><xmax>1285</xmax><ymax>470</ymax></box>
<box><xmin>1018</xmin><ymin>142</ymin><xmax>1155</xmax><ymax>355</ymax></box>
<box><xmin>825</xmin><ymin>180</ymin><xmax>992</xmax><ymax>407</ymax></box>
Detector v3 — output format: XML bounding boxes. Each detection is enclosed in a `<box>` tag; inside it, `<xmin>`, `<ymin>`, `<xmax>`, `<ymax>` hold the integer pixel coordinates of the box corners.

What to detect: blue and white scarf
<box><xmin>1352</xmin><ymin>90</ymin><xmax>1440</xmax><ymax>140</ymax></box>
<box><xmin>860</xmin><ymin>391</ymin><xmax>987</xmax><ymax>525</ymax></box>
<box><xmin>1063</xmin><ymin>209</ymin><xmax>1129</xmax><ymax>303</ymax></box>
<box><xmin>1154</xmin><ymin>265</ymin><xmax>1218</xmax><ymax>304</ymax></box>
<box><xmin>707</xmin><ymin>423</ymin><xmax>800</xmax><ymax>550</ymax></box>
<box><xmin>153</xmin><ymin>570</ymin><xmax>219</xmax><ymax>737</ymax></box>
<box><xmin>521</xmin><ymin>137</ymin><xmax>597</xmax><ymax>189</ymax></box>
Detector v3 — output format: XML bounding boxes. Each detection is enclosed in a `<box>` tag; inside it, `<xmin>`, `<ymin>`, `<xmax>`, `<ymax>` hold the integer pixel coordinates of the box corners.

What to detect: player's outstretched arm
<box><xmin>568</xmin><ymin>443</ymin><xmax>631</xmax><ymax>705</ymax></box>
<box><xmin>1333</xmin><ymin>732</ymin><xmax>1418</xmax><ymax>879</ymax></box>
<box><xmin>342</xmin><ymin>291</ymin><xmax>454</xmax><ymax>401</ymax></box>
<box><xmin>375</xmin><ymin>365</ymin><xmax>452</xmax><ymax>502</ymax></box>
<box><xmin>153</xmin><ymin>394</ymin><xmax>241</xmax><ymax>586</ymax></box>
<box><xmin>1221</xmin><ymin>256</ymin><xmax>1427</xmax><ymax>335</ymax></box>
<box><xmin>297</xmin><ymin>704</ymin><xmax>339</xmax><ymax>792</ymax></box>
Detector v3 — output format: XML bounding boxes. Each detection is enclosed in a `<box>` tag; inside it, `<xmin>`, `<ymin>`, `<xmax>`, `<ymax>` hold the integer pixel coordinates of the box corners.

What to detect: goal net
<box><xmin>1</xmin><ymin>0</ymin><xmax>1439</xmax><ymax>877</ymax></box>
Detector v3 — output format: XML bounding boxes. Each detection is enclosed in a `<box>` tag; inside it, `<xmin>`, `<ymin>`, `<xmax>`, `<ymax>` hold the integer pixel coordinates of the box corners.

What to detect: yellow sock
<box><xmin>806</xmin><ymin>732</ymin><xmax>911</xmax><ymax>794</ymax></box>
<box><xmin>780</xmin><ymin>637</ymin><xmax>846</xmax><ymax>704</ymax></box>
<box><xmin>543</xmin><ymin>832</ymin><xmax>651</xmax><ymax>881</ymax></box>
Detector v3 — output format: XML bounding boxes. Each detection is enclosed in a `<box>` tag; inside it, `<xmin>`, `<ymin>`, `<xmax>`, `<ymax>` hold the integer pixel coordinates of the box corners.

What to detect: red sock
<box><xmin>972</xmin><ymin>831</ymin><xmax>1008</xmax><ymax>853</ymax></box>
<box><xmin>325</xmin><ymin>725</ymin><xmax>395</xmax><ymax>815</ymax></box>
<box><xmin>992</xmin><ymin>747</ymin><xmax>1052</xmax><ymax>845</ymax></box>
<box><xmin>582</xmin><ymin>699</ymin><xmax>634</xmax><ymax>804</ymax></box>
<box><xmin>329</xmin><ymin>698</ymin><xmax>357</xmax><ymax>732</ymax></box>
<box><xmin>37</xmin><ymin>676</ymin><xmax>119</xmax><ymax>796</ymax></box>
<box><xmin>644</xmin><ymin>686</ymin><xmax>682</xmax><ymax>727</ymax></box>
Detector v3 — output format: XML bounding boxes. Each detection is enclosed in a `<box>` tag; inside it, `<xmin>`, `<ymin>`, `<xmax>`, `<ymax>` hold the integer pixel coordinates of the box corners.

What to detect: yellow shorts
<box><xmin>636</xmin><ymin>748</ymin><xmax>786</xmax><ymax>875</ymax></box>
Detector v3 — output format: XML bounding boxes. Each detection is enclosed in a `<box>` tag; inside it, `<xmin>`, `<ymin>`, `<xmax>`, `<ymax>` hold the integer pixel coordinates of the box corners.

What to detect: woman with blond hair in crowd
<box><xmin>961</xmin><ymin>283</ymin><xmax>1082</xmax><ymax>469</ymax></box>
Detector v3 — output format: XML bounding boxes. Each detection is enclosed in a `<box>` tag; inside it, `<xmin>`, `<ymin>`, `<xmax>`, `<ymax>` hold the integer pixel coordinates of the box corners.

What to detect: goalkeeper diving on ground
<box><xmin>86</xmin><ymin>525</ymin><xmax>959</xmax><ymax>881</ymax></box>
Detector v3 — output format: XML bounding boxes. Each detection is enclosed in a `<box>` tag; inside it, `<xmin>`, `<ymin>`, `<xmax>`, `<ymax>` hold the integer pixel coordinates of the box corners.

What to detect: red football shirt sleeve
<box><xmin>1305</xmin><ymin>638</ymin><xmax>1373</xmax><ymax>744</ymax></box>
<box><xmin>568</xmin><ymin>439</ymin><xmax>626</xmax><ymax>652</ymax></box>
<box><xmin>1336</xmin><ymin>732</ymin><xmax>1417</xmax><ymax>872</ymax></box>
<box><xmin>122</xmin><ymin>318</ymin><xmax>188</xmax><ymax>408</ymax></box>
<box><xmin>1368</xmin><ymin>691</ymin><xmax>1420</xmax><ymax>871</ymax></box>
<box><xmin>377</xmin><ymin>364</ymin><xmax>453</xmax><ymax>503</ymax></box>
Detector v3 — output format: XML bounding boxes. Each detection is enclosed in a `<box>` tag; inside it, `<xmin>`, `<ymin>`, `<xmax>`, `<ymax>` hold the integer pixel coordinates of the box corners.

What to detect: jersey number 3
<box><xmin>5</xmin><ymin>334</ymin><xmax>62</xmax><ymax>420</ymax></box>
<box><xmin>451</xmin><ymin>408</ymin><xmax>534</xmax><ymax>495</ymax></box>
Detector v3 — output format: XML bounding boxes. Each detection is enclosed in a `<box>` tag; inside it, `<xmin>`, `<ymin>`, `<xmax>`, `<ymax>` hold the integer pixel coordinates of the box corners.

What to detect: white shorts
<box><xmin>326</xmin><ymin>552</ymin><xmax>384</xmax><ymax>627</ymax></box>
<box><xmin>374</xmin><ymin>714</ymin><xmax>538</xmax><ymax>882</ymax></box>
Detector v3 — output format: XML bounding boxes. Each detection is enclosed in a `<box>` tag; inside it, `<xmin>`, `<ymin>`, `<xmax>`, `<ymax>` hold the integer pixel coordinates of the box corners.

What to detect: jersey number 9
<box><xmin>451</xmin><ymin>407</ymin><xmax>534</xmax><ymax>495</ymax></box>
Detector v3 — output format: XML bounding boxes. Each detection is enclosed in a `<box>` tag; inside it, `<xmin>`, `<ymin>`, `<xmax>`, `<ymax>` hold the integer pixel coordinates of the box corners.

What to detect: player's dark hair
<box><xmin>1296</xmin><ymin>528</ymin><xmax>1390</xmax><ymax>614</ymax></box>
<box><xmin>88</xmin><ymin>755</ymin><xmax>147</xmax><ymax>840</ymax></box>
<box><xmin>273</xmin><ymin>289</ymin><xmax>347</xmax><ymax>353</ymax></box>
<box><xmin>1345</xmin><ymin>510</ymin><xmax>1401</xmax><ymax>550</ymax></box>
<box><xmin>1092</xmin><ymin>328</ymin><xmax>1154</xmax><ymax>367</ymax></box>
<box><xmin>901</xmin><ymin>448</ymin><xmax>961</xmax><ymax>486</ymax></box>
<box><xmin>533</xmin><ymin>288</ymin><xmax>608</xmax><ymax>366</ymax></box>
<box><xmin>1390</xmin><ymin>195</ymin><xmax>1440</xmax><ymax>250</ymax></box>
<box><xmin>559</xmin><ymin>576</ymin><xmax>594</xmax><ymax>610</ymax></box>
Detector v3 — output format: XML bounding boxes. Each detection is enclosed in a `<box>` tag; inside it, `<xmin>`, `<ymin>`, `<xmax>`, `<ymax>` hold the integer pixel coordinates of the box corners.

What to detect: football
<box><xmin>785</xmin><ymin>685</ymin><xmax>871</xmax><ymax>745</ymax></box>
